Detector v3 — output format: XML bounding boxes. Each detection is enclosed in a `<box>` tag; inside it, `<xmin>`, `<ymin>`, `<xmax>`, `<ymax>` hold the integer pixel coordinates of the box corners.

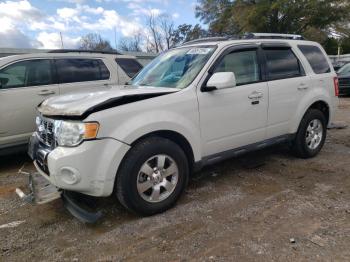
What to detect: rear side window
<box><xmin>264</xmin><ymin>48</ymin><xmax>303</xmax><ymax>81</ymax></box>
<box><xmin>56</xmin><ymin>59</ymin><xmax>110</xmax><ymax>84</ymax></box>
<box><xmin>298</xmin><ymin>45</ymin><xmax>330</xmax><ymax>74</ymax></box>
<box><xmin>0</xmin><ymin>59</ymin><xmax>53</xmax><ymax>89</ymax></box>
<box><xmin>116</xmin><ymin>58</ymin><xmax>143</xmax><ymax>78</ymax></box>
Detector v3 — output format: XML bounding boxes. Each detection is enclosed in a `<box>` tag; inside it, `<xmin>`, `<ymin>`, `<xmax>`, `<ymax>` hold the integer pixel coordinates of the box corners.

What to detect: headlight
<box><xmin>54</xmin><ymin>121</ymin><xmax>99</xmax><ymax>147</ymax></box>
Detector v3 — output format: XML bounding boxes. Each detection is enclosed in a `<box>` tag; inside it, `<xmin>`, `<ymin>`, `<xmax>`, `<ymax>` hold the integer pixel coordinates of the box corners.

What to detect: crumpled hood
<box><xmin>38</xmin><ymin>86</ymin><xmax>179</xmax><ymax>119</ymax></box>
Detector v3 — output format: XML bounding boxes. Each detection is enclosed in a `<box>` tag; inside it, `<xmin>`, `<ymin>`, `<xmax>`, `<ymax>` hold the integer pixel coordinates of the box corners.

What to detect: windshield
<box><xmin>338</xmin><ymin>63</ymin><xmax>350</xmax><ymax>75</ymax></box>
<box><xmin>131</xmin><ymin>46</ymin><xmax>216</xmax><ymax>89</ymax></box>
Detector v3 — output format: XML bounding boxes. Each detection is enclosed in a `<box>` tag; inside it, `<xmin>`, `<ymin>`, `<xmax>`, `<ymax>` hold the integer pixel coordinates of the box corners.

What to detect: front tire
<box><xmin>115</xmin><ymin>137</ymin><xmax>189</xmax><ymax>216</ymax></box>
<box><xmin>291</xmin><ymin>109</ymin><xmax>327</xmax><ymax>158</ymax></box>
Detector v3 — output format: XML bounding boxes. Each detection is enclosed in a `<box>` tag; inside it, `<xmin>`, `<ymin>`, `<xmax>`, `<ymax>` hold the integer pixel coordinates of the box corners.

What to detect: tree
<box><xmin>146</xmin><ymin>13</ymin><xmax>164</xmax><ymax>53</ymax></box>
<box><xmin>118</xmin><ymin>33</ymin><xmax>143</xmax><ymax>52</ymax></box>
<box><xmin>159</xmin><ymin>14</ymin><xmax>175</xmax><ymax>49</ymax></box>
<box><xmin>196</xmin><ymin>0</ymin><xmax>350</xmax><ymax>37</ymax></box>
<box><xmin>79</xmin><ymin>33</ymin><xmax>113</xmax><ymax>51</ymax></box>
<box><xmin>195</xmin><ymin>0</ymin><xmax>238</xmax><ymax>36</ymax></box>
<box><xmin>171</xmin><ymin>24</ymin><xmax>208</xmax><ymax>46</ymax></box>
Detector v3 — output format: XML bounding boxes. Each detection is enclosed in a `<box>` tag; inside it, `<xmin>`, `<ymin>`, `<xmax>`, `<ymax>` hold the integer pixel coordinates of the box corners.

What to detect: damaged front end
<box><xmin>15</xmin><ymin>171</ymin><xmax>61</xmax><ymax>205</ymax></box>
<box><xmin>16</xmin><ymin>133</ymin><xmax>103</xmax><ymax>223</ymax></box>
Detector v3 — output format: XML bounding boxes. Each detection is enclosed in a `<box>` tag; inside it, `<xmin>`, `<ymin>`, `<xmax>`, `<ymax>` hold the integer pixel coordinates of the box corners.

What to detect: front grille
<box><xmin>36</xmin><ymin>116</ymin><xmax>56</xmax><ymax>148</ymax></box>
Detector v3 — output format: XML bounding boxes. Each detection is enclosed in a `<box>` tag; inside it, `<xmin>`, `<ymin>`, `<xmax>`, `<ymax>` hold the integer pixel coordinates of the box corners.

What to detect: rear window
<box><xmin>264</xmin><ymin>48</ymin><xmax>304</xmax><ymax>81</ymax></box>
<box><xmin>56</xmin><ymin>59</ymin><xmax>110</xmax><ymax>84</ymax></box>
<box><xmin>298</xmin><ymin>45</ymin><xmax>330</xmax><ymax>74</ymax></box>
<box><xmin>116</xmin><ymin>58</ymin><xmax>143</xmax><ymax>78</ymax></box>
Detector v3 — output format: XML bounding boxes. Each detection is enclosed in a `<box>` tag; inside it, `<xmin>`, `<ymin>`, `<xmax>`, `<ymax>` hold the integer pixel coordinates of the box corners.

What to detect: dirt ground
<box><xmin>1</xmin><ymin>99</ymin><xmax>350</xmax><ymax>262</ymax></box>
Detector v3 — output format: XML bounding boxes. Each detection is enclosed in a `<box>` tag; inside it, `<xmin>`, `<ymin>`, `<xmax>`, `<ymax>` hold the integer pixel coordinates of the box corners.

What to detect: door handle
<box><xmin>297</xmin><ymin>83</ymin><xmax>309</xmax><ymax>90</ymax></box>
<box><xmin>38</xmin><ymin>90</ymin><xmax>55</xmax><ymax>96</ymax></box>
<box><xmin>248</xmin><ymin>91</ymin><xmax>263</xmax><ymax>99</ymax></box>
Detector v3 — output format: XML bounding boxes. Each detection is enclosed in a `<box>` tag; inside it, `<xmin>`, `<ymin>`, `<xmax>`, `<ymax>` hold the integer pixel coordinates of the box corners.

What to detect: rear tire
<box><xmin>291</xmin><ymin>109</ymin><xmax>327</xmax><ymax>158</ymax></box>
<box><xmin>115</xmin><ymin>136</ymin><xmax>189</xmax><ymax>216</ymax></box>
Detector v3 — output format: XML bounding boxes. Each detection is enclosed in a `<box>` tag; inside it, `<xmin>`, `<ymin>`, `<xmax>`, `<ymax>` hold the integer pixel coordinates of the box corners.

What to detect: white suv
<box><xmin>0</xmin><ymin>50</ymin><xmax>143</xmax><ymax>154</ymax></box>
<box><xmin>23</xmin><ymin>35</ymin><xmax>339</xmax><ymax>219</ymax></box>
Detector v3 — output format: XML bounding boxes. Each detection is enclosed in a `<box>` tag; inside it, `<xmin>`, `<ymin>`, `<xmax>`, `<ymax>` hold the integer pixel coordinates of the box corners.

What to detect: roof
<box><xmin>0</xmin><ymin>52</ymin><xmax>138</xmax><ymax>65</ymax></box>
<box><xmin>178</xmin><ymin>38</ymin><xmax>318</xmax><ymax>50</ymax></box>
<box><xmin>180</xmin><ymin>33</ymin><xmax>311</xmax><ymax>48</ymax></box>
<box><xmin>0</xmin><ymin>48</ymin><xmax>157</xmax><ymax>59</ymax></box>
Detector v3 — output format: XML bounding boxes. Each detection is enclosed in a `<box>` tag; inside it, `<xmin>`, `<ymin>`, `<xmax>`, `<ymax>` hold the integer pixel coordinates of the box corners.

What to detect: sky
<box><xmin>0</xmin><ymin>0</ymin><xmax>200</xmax><ymax>50</ymax></box>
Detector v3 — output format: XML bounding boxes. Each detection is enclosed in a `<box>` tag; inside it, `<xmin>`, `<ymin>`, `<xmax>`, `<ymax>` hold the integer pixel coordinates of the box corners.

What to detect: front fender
<box><xmin>110</xmin><ymin>110</ymin><xmax>202</xmax><ymax>162</ymax></box>
<box><xmin>91</xmin><ymin>88</ymin><xmax>202</xmax><ymax>162</ymax></box>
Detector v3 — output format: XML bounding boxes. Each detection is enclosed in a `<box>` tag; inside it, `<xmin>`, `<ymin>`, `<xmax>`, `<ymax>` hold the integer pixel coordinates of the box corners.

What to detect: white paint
<box><xmin>0</xmin><ymin>220</ymin><xmax>25</xmax><ymax>229</ymax></box>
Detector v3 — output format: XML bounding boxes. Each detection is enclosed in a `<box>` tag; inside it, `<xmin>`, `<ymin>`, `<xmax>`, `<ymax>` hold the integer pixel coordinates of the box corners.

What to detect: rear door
<box><xmin>55</xmin><ymin>58</ymin><xmax>113</xmax><ymax>95</ymax></box>
<box><xmin>297</xmin><ymin>44</ymin><xmax>334</xmax><ymax>94</ymax></box>
<box><xmin>0</xmin><ymin>59</ymin><xmax>58</xmax><ymax>147</ymax></box>
<box><xmin>263</xmin><ymin>44</ymin><xmax>312</xmax><ymax>139</ymax></box>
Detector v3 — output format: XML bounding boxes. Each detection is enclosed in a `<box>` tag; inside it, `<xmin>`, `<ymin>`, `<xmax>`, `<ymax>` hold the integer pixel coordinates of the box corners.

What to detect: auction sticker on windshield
<box><xmin>187</xmin><ymin>48</ymin><xmax>212</xmax><ymax>55</ymax></box>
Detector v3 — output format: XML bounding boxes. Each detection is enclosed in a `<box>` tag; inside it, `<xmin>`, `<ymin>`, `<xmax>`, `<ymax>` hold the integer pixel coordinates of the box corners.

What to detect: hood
<box><xmin>38</xmin><ymin>86</ymin><xmax>179</xmax><ymax>119</ymax></box>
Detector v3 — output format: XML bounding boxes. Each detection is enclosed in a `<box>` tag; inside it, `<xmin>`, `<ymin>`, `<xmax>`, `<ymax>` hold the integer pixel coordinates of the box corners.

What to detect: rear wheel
<box><xmin>291</xmin><ymin>109</ymin><xmax>327</xmax><ymax>158</ymax></box>
<box><xmin>116</xmin><ymin>137</ymin><xmax>189</xmax><ymax>215</ymax></box>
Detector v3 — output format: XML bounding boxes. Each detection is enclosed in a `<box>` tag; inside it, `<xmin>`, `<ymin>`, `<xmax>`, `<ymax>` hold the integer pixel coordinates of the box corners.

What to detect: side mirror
<box><xmin>203</xmin><ymin>72</ymin><xmax>236</xmax><ymax>92</ymax></box>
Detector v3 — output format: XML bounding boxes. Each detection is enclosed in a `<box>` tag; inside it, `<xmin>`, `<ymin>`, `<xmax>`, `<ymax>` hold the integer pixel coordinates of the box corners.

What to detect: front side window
<box><xmin>0</xmin><ymin>59</ymin><xmax>53</xmax><ymax>89</ymax></box>
<box><xmin>265</xmin><ymin>48</ymin><xmax>303</xmax><ymax>81</ymax></box>
<box><xmin>298</xmin><ymin>45</ymin><xmax>330</xmax><ymax>74</ymax></box>
<box><xmin>131</xmin><ymin>46</ymin><xmax>216</xmax><ymax>89</ymax></box>
<box><xmin>214</xmin><ymin>50</ymin><xmax>260</xmax><ymax>86</ymax></box>
<box><xmin>116</xmin><ymin>58</ymin><xmax>143</xmax><ymax>78</ymax></box>
<box><xmin>56</xmin><ymin>59</ymin><xmax>110</xmax><ymax>84</ymax></box>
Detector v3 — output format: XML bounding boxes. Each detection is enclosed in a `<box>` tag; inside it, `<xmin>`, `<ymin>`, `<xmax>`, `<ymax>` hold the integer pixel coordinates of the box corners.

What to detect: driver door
<box><xmin>197</xmin><ymin>46</ymin><xmax>268</xmax><ymax>157</ymax></box>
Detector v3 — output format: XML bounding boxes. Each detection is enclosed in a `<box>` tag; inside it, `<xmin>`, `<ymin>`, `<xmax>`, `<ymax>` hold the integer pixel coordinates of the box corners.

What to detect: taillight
<box><xmin>334</xmin><ymin>77</ymin><xmax>339</xmax><ymax>97</ymax></box>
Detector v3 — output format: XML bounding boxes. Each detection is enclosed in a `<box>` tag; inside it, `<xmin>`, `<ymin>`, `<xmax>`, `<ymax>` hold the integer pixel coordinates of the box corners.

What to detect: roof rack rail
<box><xmin>181</xmin><ymin>37</ymin><xmax>230</xmax><ymax>46</ymax></box>
<box><xmin>244</xmin><ymin>33</ymin><xmax>304</xmax><ymax>40</ymax></box>
<box><xmin>48</xmin><ymin>49</ymin><xmax>122</xmax><ymax>55</ymax></box>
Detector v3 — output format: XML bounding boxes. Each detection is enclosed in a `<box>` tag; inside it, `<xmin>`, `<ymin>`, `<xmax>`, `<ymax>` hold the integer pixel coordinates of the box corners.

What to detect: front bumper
<box><xmin>28</xmin><ymin>133</ymin><xmax>130</xmax><ymax>197</ymax></box>
<box><xmin>15</xmin><ymin>171</ymin><xmax>61</xmax><ymax>204</ymax></box>
<box><xmin>15</xmin><ymin>171</ymin><xmax>103</xmax><ymax>223</ymax></box>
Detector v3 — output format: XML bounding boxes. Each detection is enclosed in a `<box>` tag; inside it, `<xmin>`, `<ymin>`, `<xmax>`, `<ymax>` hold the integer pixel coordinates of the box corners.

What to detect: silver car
<box><xmin>0</xmin><ymin>50</ymin><xmax>145</xmax><ymax>155</ymax></box>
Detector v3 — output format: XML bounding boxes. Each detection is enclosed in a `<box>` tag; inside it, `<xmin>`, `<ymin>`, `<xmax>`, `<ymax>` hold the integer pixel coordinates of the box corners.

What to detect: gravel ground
<box><xmin>1</xmin><ymin>98</ymin><xmax>350</xmax><ymax>262</ymax></box>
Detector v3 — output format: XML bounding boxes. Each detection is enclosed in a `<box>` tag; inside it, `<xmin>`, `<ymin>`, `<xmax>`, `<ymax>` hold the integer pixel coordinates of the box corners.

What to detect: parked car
<box><xmin>337</xmin><ymin>63</ymin><xmax>350</xmax><ymax>96</ymax></box>
<box><xmin>333</xmin><ymin>61</ymin><xmax>349</xmax><ymax>71</ymax></box>
<box><xmin>19</xmin><ymin>34</ymin><xmax>339</xmax><ymax>222</ymax></box>
<box><xmin>0</xmin><ymin>50</ymin><xmax>143</xmax><ymax>155</ymax></box>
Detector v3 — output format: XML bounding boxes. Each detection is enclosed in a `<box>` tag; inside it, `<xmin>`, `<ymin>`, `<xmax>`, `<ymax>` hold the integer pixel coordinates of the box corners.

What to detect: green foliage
<box><xmin>171</xmin><ymin>24</ymin><xmax>207</xmax><ymax>46</ymax></box>
<box><xmin>195</xmin><ymin>0</ymin><xmax>237</xmax><ymax>35</ymax></box>
<box><xmin>196</xmin><ymin>0</ymin><xmax>350</xmax><ymax>35</ymax></box>
<box><xmin>195</xmin><ymin>0</ymin><xmax>350</xmax><ymax>53</ymax></box>
<box><xmin>323</xmin><ymin>38</ymin><xmax>339</xmax><ymax>55</ymax></box>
